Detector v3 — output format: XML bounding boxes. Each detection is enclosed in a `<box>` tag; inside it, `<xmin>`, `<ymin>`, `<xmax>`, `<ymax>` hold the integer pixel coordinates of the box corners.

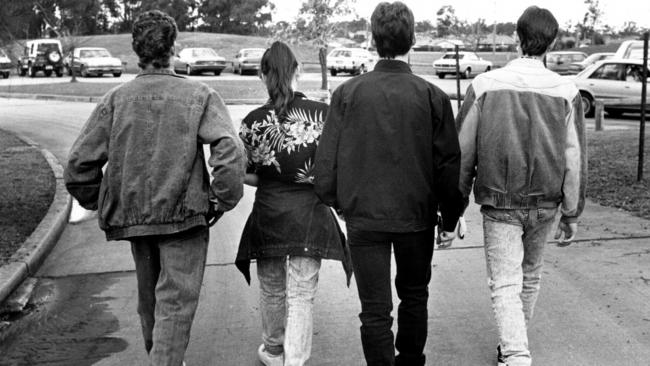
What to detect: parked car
<box><xmin>571</xmin><ymin>58</ymin><xmax>650</xmax><ymax>117</ymax></box>
<box><xmin>17</xmin><ymin>39</ymin><xmax>64</xmax><ymax>77</ymax></box>
<box><xmin>544</xmin><ymin>51</ymin><xmax>587</xmax><ymax>75</ymax></box>
<box><xmin>0</xmin><ymin>48</ymin><xmax>11</xmax><ymax>79</ymax></box>
<box><xmin>233</xmin><ymin>48</ymin><xmax>265</xmax><ymax>75</ymax></box>
<box><xmin>63</xmin><ymin>47</ymin><xmax>122</xmax><ymax>77</ymax></box>
<box><xmin>614</xmin><ymin>40</ymin><xmax>644</xmax><ymax>59</ymax></box>
<box><xmin>173</xmin><ymin>47</ymin><xmax>226</xmax><ymax>76</ymax></box>
<box><xmin>327</xmin><ymin>48</ymin><xmax>376</xmax><ymax>76</ymax></box>
<box><xmin>567</xmin><ymin>52</ymin><xmax>614</xmax><ymax>74</ymax></box>
<box><xmin>432</xmin><ymin>51</ymin><xmax>492</xmax><ymax>79</ymax></box>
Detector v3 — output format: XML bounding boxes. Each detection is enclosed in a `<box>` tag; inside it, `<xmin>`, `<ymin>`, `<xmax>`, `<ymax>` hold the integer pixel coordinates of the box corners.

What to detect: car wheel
<box><xmin>437</xmin><ymin>73</ymin><xmax>445</xmax><ymax>79</ymax></box>
<box><xmin>44</xmin><ymin>70</ymin><xmax>52</xmax><ymax>77</ymax></box>
<box><xmin>186</xmin><ymin>65</ymin><xmax>192</xmax><ymax>75</ymax></box>
<box><xmin>486</xmin><ymin>66</ymin><xmax>492</xmax><ymax>72</ymax></box>
<box><xmin>2</xmin><ymin>72</ymin><xmax>8</xmax><ymax>79</ymax></box>
<box><xmin>67</xmin><ymin>67</ymin><xmax>72</xmax><ymax>76</ymax></box>
<box><xmin>80</xmin><ymin>65</ymin><xmax>88</xmax><ymax>77</ymax></box>
<box><xmin>113</xmin><ymin>72</ymin><xmax>122</xmax><ymax>77</ymax></box>
<box><xmin>234</xmin><ymin>64</ymin><xmax>239</xmax><ymax>74</ymax></box>
<box><xmin>462</xmin><ymin>68</ymin><xmax>471</xmax><ymax>79</ymax></box>
<box><xmin>18</xmin><ymin>66</ymin><xmax>26</xmax><ymax>76</ymax></box>
<box><xmin>55</xmin><ymin>69</ymin><xmax>63</xmax><ymax>77</ymax></box>
<box><xmin>580</xmin><ymin>91</ymin><xmax>595</xmax><ymax>117</ymax></box>
<box><xmin>214</xmin><ymin>70</ymin><xmax>221</xmax><ymax>76</ymax></box>
<box><xmin>330</xmin><ymin>69</ymin><xmax>337</xmax><ymax>76</ymax></box>
<box><xmin>28</xmin><ymin>65</ymin><xmax>36</xmax><ymax>77</ymax></box>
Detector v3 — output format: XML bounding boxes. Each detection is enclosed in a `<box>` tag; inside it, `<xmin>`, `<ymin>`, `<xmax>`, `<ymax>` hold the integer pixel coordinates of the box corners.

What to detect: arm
<box><xmin>433</xmin><ymin>93</ymin><xmax>463</xmax><ymax>233</ymax></box>
<box><xmin>64</xmin><ymin>99</ymin><xmax>112</xmax><ymax>210</ymax></box>
<box><xmin>455</xmin><ymin>85</ymin><xmax>480</xmax><ymax>213</ymax></box>
<box><xmin>556</xmin><ymin>93</ymin><xmax>587</xmax><ymax>242</ymax></box>
<box><xmin>244</xmin><ymin>173</ymin><xmax>259</xmax><ymax>187</ymax></box>
<box><xmin>198</xmin><ymin>89</ymin><xmax>246</xmax><ymax>212</ymax></box>
<box><xmin>314</xmin><ymin>87</ymin><xmax>344</xmax><ymax>208</ymax></box>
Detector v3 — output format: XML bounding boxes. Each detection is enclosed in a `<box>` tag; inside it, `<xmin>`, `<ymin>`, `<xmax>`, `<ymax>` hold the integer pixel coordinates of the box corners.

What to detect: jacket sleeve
<box><xmin>64</xmin><ymin>98</ymin><xmax>112</xmax><ymax>210</ymax></box>
<box><xmin>198</xmin><ymin>89</ymin><xmax>246</xmax><ymax>212</ymax></box>
<box><xmin>560</xmin><ymin>93</ymin><xmax>587</xmax><ymax>223</ymax></box>
<box><xmin>455</xmin><ymin>84</ymin><xmax>480</xmax><ymax>211</ymax></box>
<box><xmin>314</xmin><ymin>87</ymin><xmax>343</xmax><ymax>209</ymax></box>
<box><xmin>433</xmin><ymin>93</ymin><xmax>463</xmax><ymax>232</ymax></box>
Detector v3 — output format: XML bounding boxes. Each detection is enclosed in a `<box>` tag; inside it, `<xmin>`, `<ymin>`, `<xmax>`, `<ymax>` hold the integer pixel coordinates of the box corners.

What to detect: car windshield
<box><xmin>191</xmin><ymin>48</ymin><xmax>217</xmax><ymax>57</ymax></box>
<box><xmin>243</xmin><ymin>50</ymin><xmax>264</xmax><ymax>58</ymax></box>
<box><xmin>37</xmin><ymin>43</ymin><xmax>60</xmax><ymax>54</ymax></box>
<box><xmin>80</xmin><ymin>49</ymin><xmax>111</xmax><ymax>58</ymax></box>
<box><xmin>443</xmin><ymin>54</ymin><xmax>464</xmax><ymax>59</ymax></box>
<box><xmin>0</xmin><ymin>49</ymin><xmax>7</xmax><ymax>58</ymax></box>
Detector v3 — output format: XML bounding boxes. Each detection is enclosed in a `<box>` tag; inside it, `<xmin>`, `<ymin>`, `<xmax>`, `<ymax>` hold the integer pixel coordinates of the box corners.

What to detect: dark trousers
<box><xmin>130</xmin><ymin>225</ymin><xmax>209</xmax><ymax>366</ymax></box>
<box><xmin>348</xmin><ymin>228</ymin><xmax>435</xmax><ymax>366</ymax></box>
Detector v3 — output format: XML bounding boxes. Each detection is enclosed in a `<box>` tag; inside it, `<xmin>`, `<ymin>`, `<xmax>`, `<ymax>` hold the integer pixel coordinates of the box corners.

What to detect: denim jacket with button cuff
<box><xmin>64</xmin><ymin>68</ymin><xmax>246</xmax><ymax>240</ymax></box>
<box><xmin>456</xmin><ymin>58</ymin><xmax>587</xmax><ymax>224</ymax></box>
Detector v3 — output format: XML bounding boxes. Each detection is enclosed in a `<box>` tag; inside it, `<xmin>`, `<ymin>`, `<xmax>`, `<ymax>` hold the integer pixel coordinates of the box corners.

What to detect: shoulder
<box><xmin>243</xmin><ymin>104</ymin><xmax>273</xmax><ymax>126</ymax></box>
<box><xmin>293</xmin><ymin>94</ymin><xmax>329</xmax><ymax>112</ymax></box>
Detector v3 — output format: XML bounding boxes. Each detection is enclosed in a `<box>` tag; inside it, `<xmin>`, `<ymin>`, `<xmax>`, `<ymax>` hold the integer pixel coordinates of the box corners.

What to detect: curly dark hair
<box><xmin>132</xmin><ymin>10</ymin><xmax>177</xmax><ymax>69</ymax></box>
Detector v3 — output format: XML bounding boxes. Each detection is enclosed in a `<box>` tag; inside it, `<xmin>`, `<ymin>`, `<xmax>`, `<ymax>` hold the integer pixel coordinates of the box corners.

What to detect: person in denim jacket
<box><xmin>235</xmin><ymin>41</ymin><xmax>352</xmax><ymax>366</ymax></box>
<box><xmin>456</xmin><ymin>6</ymin><xmax>587</xmax><ymax>366</ymax></box>
<box><xmin>64</xmin><ymin>11</ymin><xmax>245</xmax><ymax>366</ymax></box>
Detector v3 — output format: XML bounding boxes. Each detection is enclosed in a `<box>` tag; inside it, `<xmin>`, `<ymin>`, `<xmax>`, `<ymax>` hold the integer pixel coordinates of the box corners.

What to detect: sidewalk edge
<box><xmin>0</xmin><ymin>132</ymin><xmax>72</xmax><ymax>303</ymax></box>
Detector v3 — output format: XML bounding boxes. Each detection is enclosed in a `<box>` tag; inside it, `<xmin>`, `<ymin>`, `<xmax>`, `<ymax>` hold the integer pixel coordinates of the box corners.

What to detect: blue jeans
<box><xmin>348</xmin><ymin>229</ymin><xmax>435</xmax><ymax>366</ymax></box>
<box><xmin>481</xmin><ymin>206</ymin><xmax>558</xmax><ymax>366</ymax></box>
<box><xmin>257</xmin><ymin>256</ymin><xmax>322</xmax><ymax>366</ymax></box>
<box><xmin>130</xmin><ymin>226</ymin><xmax>209</xmax><ymax>366</ymax></box>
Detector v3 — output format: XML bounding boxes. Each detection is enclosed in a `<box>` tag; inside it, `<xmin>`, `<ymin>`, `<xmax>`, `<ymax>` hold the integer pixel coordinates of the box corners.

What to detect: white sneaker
<box><xmin>257</xmin><ymin>344</ymin><xmax>284</xmax><ymax>366</ymax></box>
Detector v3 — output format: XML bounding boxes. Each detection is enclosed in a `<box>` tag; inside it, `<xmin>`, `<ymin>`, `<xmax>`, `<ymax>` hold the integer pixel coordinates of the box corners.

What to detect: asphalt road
<box><xmin>1</xmin><ymin>98</ymin><xmax>650</xmax><ymax>365</ymax></box>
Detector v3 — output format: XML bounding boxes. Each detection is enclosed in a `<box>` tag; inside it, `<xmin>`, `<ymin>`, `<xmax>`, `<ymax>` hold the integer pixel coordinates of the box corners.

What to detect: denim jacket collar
<box><xmin>374</xmin><ymin>59</ymin><xmax>412</xmax><ymax>74</ymax></box>
<box><xmin>136</xmin><ymin>68</ymin><xmax>184</xmax><ymax>78</ymax></box>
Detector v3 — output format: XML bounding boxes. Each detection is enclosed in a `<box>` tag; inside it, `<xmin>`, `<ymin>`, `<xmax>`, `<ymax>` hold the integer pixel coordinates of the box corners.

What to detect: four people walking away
<box><xmin>456</xmin><ymin>6</ymin><xmax>587</xmax><ymax>366</ymax></box>
<box><xmin>64</xmin><ymin>10</ymin><xmax>246</xmax><ymax>366</ymax></box>
<box><xmin>314</xmin><ymin>2</ymin><xmax>463</xmax><ymax>365</ymax></box>
<box><xmin>235</xmin><ymin>41</ymin><xmax>352</xmax><ymax>366</ymax></box>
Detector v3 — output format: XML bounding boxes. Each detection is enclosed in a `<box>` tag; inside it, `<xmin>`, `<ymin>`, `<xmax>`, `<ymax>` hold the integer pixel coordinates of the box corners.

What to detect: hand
<box><xmin>456</xmin><ymin>216</ymin><xmax>467</xmax><ymax>239</ymax></box>
<box><xmin>207</xmin><ymin>201</ymin><xmax>224</xmax><ymax>227</ymax></box>
<box><xmin>555</xmin><ymin>221</ymin><xmax>577</xmax><ymax>246</ymax></box>
<box><xmin>437</xmin><ymin>231</ymin><xmax>456</xmax><ymax>249</ymax></box>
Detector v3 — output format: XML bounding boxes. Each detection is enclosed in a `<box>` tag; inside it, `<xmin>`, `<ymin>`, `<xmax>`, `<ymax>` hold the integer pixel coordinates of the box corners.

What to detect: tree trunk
<box><xmin>319</xmin><ymin>47</ymin><xmax>328</xmax><ymax>91</ymax></box>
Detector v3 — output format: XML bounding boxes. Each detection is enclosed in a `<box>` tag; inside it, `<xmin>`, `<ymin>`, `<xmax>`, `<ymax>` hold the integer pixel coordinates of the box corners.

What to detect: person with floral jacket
<box><xmin>235</xmin><ymin>41</ymin><xmax>352</xmax><ymax>366</ymax></box>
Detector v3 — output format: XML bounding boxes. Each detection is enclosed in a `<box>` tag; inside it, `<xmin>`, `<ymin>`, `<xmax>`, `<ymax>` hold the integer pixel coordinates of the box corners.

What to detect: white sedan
<box><xmin>433</xmin><ymin>51</ymin><xmax>492</xmax><ymax>79</ymax></box>
<box><xmin>64</xmin><ymin>47</ymin><xmax>123</xmax><ymax>77</ymax></box>
<box><xmin>173</xmin><ymin>47</ymin><xmax>227</xmax><ymax>76</ymax></box>
<box><xmin>572</xmin><ymin>58</ymin><xmax>650</xmax><ymax>117</ymax></box>
<box><xmin>327</xmin><ymin>48</ymin><xmax>376</xmax><ymax>76</ymax></box>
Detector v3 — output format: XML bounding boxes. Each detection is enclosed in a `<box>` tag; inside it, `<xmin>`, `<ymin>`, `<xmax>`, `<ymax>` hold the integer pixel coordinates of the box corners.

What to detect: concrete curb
<box><xmin>0</xmin><ymin>132</ymin><xmax>72</xmax><ymax>304</ymax></box>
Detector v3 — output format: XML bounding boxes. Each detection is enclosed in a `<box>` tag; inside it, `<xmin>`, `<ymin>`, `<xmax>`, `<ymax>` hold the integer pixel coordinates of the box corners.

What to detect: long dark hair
<box><xmin>260</xmin><ymin>41</ymin><xmax>299</xmax><ymax>119</ymax></box>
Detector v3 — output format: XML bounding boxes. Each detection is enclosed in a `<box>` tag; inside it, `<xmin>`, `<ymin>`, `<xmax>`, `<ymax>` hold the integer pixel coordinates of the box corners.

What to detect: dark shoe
<box><xmin>497</xmin><ymin>345</ymin><xmax>506</xmax><ymax>366</ymax></box>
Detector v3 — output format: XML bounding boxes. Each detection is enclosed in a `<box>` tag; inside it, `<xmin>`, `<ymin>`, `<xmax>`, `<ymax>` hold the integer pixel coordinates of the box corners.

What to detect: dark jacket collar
<box><xmin>373</xmin><ymin>59</ymin><xmax>412</xmax><ymax>73</ymax></box>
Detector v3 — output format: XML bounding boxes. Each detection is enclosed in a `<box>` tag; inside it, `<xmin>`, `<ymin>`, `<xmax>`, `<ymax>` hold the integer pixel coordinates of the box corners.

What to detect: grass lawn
<box><xmin>0</xmin><ymin>130</ymin><xmax>55</xmax><ymax>266</ymax></box>
<box><xmin>0</xmin><ymin>79</ymin><xmax>349</xmax><ymax>100</ymax></box>
<box><xmin>587</xmin><ymin>128</ymin><xmax>650</xmax><ymax>220</ymax></box>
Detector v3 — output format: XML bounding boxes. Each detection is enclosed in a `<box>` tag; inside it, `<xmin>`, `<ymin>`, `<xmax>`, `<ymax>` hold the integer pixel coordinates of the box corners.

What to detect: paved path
<box><xmin>0</xmin><ymin>98</ymin><xmax>649</xmax><ymax>365</ymax></box>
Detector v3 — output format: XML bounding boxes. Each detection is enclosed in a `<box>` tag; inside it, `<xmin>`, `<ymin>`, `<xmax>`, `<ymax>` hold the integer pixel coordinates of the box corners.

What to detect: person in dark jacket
<box><xmin>64</xmin><ymin>10</ymin><xmax>246</xmax><ymax>366</ymax></box>
<box><xmin>313</xmin><ymin>2</ymin><xmax>462</xmax><ymax>365</ymax></box>
<box><xmin>236</xmin><ymin>41</ymin><xmax>352</xmax><ymax>366</ymax></box>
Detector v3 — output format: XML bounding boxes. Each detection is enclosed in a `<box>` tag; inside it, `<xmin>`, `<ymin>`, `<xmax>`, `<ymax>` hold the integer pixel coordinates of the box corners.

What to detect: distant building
<box><xmin>476</xmin><ymin>34</ymin><xmax>516</xmax><ymax>52</ymax></box>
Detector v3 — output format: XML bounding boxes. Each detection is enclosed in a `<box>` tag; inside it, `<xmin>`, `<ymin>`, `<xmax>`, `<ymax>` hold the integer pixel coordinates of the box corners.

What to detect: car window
<box><xmin>191</xmin><ymin>48</ymin><xmax>216</xmax><ymax>57</ymax></box>
<box><xmin>572</xmin><ymin>54</ymin><xmax>586</xmax><ymax>62</ymax></box>
<box><xmin>590</xmin><ymin>63</ymin><xmax>624</xmax><ymax>81</ymax></box>
<box><xmin>37</xmin><ymin>43</ymin><xmax>60</xmax><ymax>54</ymax></box>
<box><xmin>243</xmin><ymin>50</ymin><xmax>264</xmax><ymax>58</ymax></box>
<box><xmin>624</xmin><ymin>65</ymin><xmax>648</xmax><ymax>82</ymax></box>
<box><xmin>79</xmin><ymin>49</ymin><xmax>111</xmax><ymax>58</ymax></box>
<box><xmin>443</xmin><ymin>54</ymin><xmax>464</xmax><ymax>59</ymax></box>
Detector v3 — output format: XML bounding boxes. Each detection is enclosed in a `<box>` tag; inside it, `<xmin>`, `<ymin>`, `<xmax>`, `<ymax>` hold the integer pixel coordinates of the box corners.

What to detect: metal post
<box><xmin>638</xmin><ymin>32</ymin><xmax>649</xmax><ymax>181</ymax></box>
<box><xmin>595</xmin><ymin>100</ymin><xmax>604</xmax><ymax>131</ymax></box>
<box><xmin>455</xmin><ymin>45</ymin><xmax>461</xmax><ymax>110</ymax></box>
<box><xmin>70</xmin><ymin>48</ymin><xmax>77</xmax><ymax>83</ymax></box>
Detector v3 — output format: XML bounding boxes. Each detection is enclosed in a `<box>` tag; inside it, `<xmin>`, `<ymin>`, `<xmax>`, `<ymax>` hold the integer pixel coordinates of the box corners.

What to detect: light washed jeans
<box><xmin>481</xmin><ymin>206</ymin><xmax>558</xmax><ymax>366</ymax></box>
<box><xmin>257</xmin><ymin>256</ymin><xmax>322</xmax><ymax>366</ymax></box>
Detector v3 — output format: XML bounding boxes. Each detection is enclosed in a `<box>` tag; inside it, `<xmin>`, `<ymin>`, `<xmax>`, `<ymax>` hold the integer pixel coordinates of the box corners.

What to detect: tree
<box><xmin>436</xmin><ymin>5</ymin><xmax>460</xmax><ymax>37</ymax></box>
<box><xmin>140</xmin><ymin>0</ymin><xmax>199</xmax><ymax>31</ymax></box>
<box><xmin>198</xmin><ymin>0</ymin><xmax>274</xmax><ymax>35</ymax></box>
<box><xmin>579</xmin><ymin>0</ymin><xmax>602</xmax><ymax>43</ymax></box>
<box><xmin>415</xmin><ymin>20</ymin><xmax>434</xmax><ymax>34</ymax></box>
<box><xmin>280</xmin><ymin>0</ymin><xmax>355</xmax><ymax>90</ymax></box>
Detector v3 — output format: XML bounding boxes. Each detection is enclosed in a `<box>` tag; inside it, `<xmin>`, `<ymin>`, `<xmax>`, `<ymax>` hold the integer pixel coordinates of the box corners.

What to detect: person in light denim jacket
<box><xmin>64</xmin><ymin>10</ymin><xmax>245</xmax><ymax>366</ymax></box>
<box><xmin>455</xmin><ymin>6</ymin><xmax>586</xmax><ymax>366</ymax></box>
